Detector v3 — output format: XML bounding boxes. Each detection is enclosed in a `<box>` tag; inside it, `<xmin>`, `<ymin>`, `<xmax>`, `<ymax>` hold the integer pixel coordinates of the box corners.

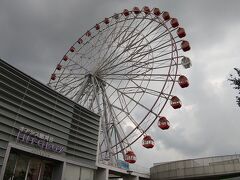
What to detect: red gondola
<box><xmin>181</xmin><ymin>41</ymin><xmax>191</xmax><ymax>52</ymax></box>
<box><xmin>86</xmin><ymin>31</ymin><xmax>91</xmax><ymax>37</ymax></box>
<box><xmin>170</xmin><ymin>96</ymin><xmax>182</xmax><ymax>109</ymax></box>
<box><xmin>77</xmin><ymin>38</ymin><xmax>83</xmax><ymax>44</ymax></box>
<box><xmin>162</xmin><ymin>12</ymin><xmax>170</xmax><ymax>21</ymax></box>
<box><xmin>153</xmin><ymin>8</ymin><xmax>161</xmax><ymax>16</ymax></box>
<box><xmin>170</xmin><ymin>18</ymin><xmax>179</xmax><ymax>28</ymax></box>
<box><xmin>143</xmin><ymin>6</ymin><xmax>150</xmax><ymax>14</ymax></box>
<box><xmin>133</xmin><ymin>7</ymin><xmax>141</xmax><ymax>14</ymax></box>
<box><xmin>123</xmin><ymin>9</ymin><xmax>130</xmax><ymax>16</ymax></box>
<box><xmin>63</xmin><ymin>55</ymin><xmax>68</xmax><ymax>61</ymax></box>
<box><xmin>95</xmin><ymin>24</ymin><xmax>100</xmax><ymax>30</ymax></box>
<box><xmin>177</xmin><ymin>27</ymin><xmax>186</xmax><ymax>38</ymax></box>
<box><xmin>56</xmin><ymin>64</ymin><xmax>62</xmax><ymax>71</ymax></box>
<box><xmin>142</xmin><ymin>135</ymin><xmax>154</xmax><ymax>149</ymax></box>
<box><xmin>125</xmin><ymin>151</ymin><xmax>136</xmax><ymax>164</ymax></box>
<box><xmin>104</xmin><ymin>18</ymin><xmax>110</xmax><ymax>24</ymax></box>
<box><xmin>178</xmin><ymin>75</ymin><xmax>189</xmax><ymax>88</ymax></box>
<box><xmin>158</xmin><ymin>116</ymin><xmax>170</xmax><ymax>130</ymax></box>
<box><xmin>70</xmin><ymin>46</ymin><xmax>75</xmax><ymax>52</ymax></box>
<box><xmin>51</xmin><ymin>74</ymin><xmax>56</xmax><ymax>80</ymax></box>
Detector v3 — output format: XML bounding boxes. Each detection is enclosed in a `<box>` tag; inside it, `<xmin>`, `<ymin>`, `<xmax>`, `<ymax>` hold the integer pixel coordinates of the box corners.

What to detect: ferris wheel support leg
<box><xmin>91</xmin><ymin>76</ymin><xmax>103</xmax><ymax>115</ymax></box>
<box><xmin>91</xmin><ymin>76</ymin><xmax>116</xmax><ymax>165</ymax></box>
<box><xmin>73</xmin><ymin>75</ymin><xmax>90</xmax><ymax>103</ymax></box>
<box><xmin>101</xmin><ymin>86</ymin><xmax>130</xmax><ymax>155</ymax></box>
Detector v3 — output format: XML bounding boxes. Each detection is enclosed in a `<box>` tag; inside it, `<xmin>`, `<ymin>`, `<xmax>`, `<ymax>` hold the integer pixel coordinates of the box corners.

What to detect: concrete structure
<box><xmin>96</xmin><ymin>163</ymin><xmax>150</xmax><ymax>180</ymax></box>
<box><xmin>151</xmin><ymin>154</ymin><xmax>240</xmax><ymax>180</ymax></box>
<box><xmin>0</xmin><ymin>59</ymin><xmax>100</xmax><ymax>180</ymax></box>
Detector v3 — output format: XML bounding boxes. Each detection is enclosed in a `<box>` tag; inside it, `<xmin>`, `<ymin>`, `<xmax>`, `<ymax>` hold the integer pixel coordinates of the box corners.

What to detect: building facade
<box><xmin>0</xmin><ymin>59</ymin><xmax>100</xmax><ymax>180</ymax></box>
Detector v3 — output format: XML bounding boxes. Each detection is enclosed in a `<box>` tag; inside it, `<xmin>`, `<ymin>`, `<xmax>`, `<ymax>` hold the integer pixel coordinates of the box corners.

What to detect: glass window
<box><xmin>39</xmin><ymin>162</ymin><xmax>53</xmax><ymax>180</ymax></box>
<box><xmin>13</xmin><ymin>155</ymin><xmax>30</xmax><ymax>180</ymax></box>
<box><xmin>4</xmin><ymin>149</ymin><xmax>63</xmax><ymax>180</ymax></box>
<box><xmin>3</xmin><ymin>153</ymin><xmax>18</xmax><ymax>180</ymax></box>
<box><xmin>26</xmin><ymin>159</ymin><xmax>41</xmax><ymax>180</ymax></box>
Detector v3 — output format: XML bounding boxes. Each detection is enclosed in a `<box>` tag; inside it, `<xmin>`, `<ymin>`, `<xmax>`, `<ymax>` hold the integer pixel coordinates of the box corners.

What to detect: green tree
<box><xmin>229</xmin><ymin>68</ymin><xmax>240</xmax><ymax>107</ymax></box>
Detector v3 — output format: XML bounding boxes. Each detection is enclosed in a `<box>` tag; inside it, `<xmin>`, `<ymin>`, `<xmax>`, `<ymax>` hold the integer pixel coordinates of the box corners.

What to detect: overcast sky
<box><xmin>1</xmin><ymin>0</ymin><xmax>240</xmax><ymax>169</ymax></box>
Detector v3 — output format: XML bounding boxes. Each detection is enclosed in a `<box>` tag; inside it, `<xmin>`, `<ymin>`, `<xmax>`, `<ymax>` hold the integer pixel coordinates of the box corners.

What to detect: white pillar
<box><xmin>95</xmin><ymin>167</ymin><xmax>109</xmax><ymax>180</ymax></box>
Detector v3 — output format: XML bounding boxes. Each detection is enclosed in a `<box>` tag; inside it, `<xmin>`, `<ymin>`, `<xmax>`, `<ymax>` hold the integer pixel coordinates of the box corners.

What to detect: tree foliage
<box><xmin>229</xmin><ymin>68</ymin><xmax>240</xmax><ymax>107</ymax></box>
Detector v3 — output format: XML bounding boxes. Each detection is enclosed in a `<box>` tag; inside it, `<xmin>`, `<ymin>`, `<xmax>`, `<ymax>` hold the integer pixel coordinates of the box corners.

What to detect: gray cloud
<box><xmin>0</xmin><ymin>0</ymin><xmax>240</xmax><ymax>168</ymax></box>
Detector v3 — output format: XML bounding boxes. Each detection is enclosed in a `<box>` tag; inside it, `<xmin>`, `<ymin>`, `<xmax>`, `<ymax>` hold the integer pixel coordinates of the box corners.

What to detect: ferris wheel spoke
<box><xmin>101</xmin><ymin>57</ymin><xmax>152</xmax><ymax>77</ymax></box>
<box><xmin>95</xmin><ymin>18</ymin><xmax>133</xmax><ymax>62</ymax></box>
<box><xmin>116</xmin><ymin>17</ymin><xmax>152</xmax><ymax>49</ymax></box>
<box><xmin>67</xmin><ymin>58</ymin><xmax>91</xmax><ymax>74</ymax></box>
<box><xmin>131</xmin><ymin>55</ymin><xmax>179</xmax><ymax>68</ymax></box>
<box><xmin>124</xmin><ymin>27</ymin><xmax>169</xmax><ymax>54</ymax></box>
<box><xmin>103</xmin><ymin>78</ymin><xmax>173</xmax><ymax>82</ymax></box>
<box><xmin>103</xmin><ymin>26</ymin><xmax>171</xmax><ymax>71</ymax></box>
<box><xmin>107</xmin><ymin>21</ymin><xmax>167</xmax><ymax>63</ymax></box>
<box><xmin>80</xmin><ymin>86</ymin><xmax>94</xmax><ymax>108</ymax></box>
<box><xmin>97</xmin><ymin>18</ymin><xmax>140</xmax><ymax>71</ymax></box>
<box><xmin>128</xmin><ymin>78</ymin><xmax>161</xmax><ymax>98</ymax></box>
<box><xmin>98</xmin><ymin>22</ymin><xmax>161</xmax><ymax>73</ymax></box>
<box><xmin>114</xmin><ymin>89</ymin><xmax>137</xmax><ymax>121</ymax></box>
<box><xmin>72</xmin><ymin>76</ymin><xmax>91</xmax><ymax>103</ymax></box>
<box><xmin>111</xmin><ymin>100</ymin><xmax>145</xmax><ymax>135</ymax></box>
<box><xmin>97</xmin><ymin>16</ymin><xmax>156</xmax><ymax>71</ymax></box>
<box><xmin>102</xmin><ymin>73</ymin><xmax>178</xmax><ymax>77</ymax></box>
<box><xmin>102</xmin><ymin>69</ymin><xmax>176</xmax><ymax>81</ymax></box>
<box><xmin>105</xmin><ymin>78</ymin><xmax>133</xmax><ymax>113</ymax></box>
<box><xmin>138</xmin><ymin>39</ymin><xmax>180</xmax><ymax>58</ymax></box>
<box><xmin>119</xmin><ymin>83</ymin><xmax>168</xmax><ymax>98</ymax></box>
<box><xmin>98</xmin><ymin>39</ymin><xmax>147</xmax><ymax>75</ymax></box>
<box><xmin>76</xmin><ymin>22</ymin><xmax>117</xmax><ymax>58</ymax></box>
<box><xmin>98</xmin><ymin>36</ymin><xmax>159</xmax><ymax>75</ymax></box>
<box><xmin>121</xmin><ymin>22</ymin><xmax>162</xmax><ymax>53</ymax></box>
<box><xmin>122</xmin><ymin>15</ymin><xmax>165</xmax><ymax>47</ymax></box>
<box><xmin>94</xmin><ymin>24</ymin><xmax>121</xmax><ymax>64</ymax></box>
<box><xmin>109</xmin><ymin>104</ymin><xmax>151</xmax><ymax>154</ymax></box>
<box><xmin>55</xmin><ymin>73</ymin><xmax>87</xmax><ymax>77</ymax></box>
<box><xmin>103</xmin><ymin>80</ymin><xmax>158</xmax><ymax>117</ymax></box>
<box><xmin>101</xmin><ymin>50</ymin><xmax>153</xmax><ymax>75</ymax></box>
<box><xmin>55</xmin><ymin>76</ymin><xmax>86</xmax><ymax>94</ymax></box>
<box><xmin>103</xmin><ymin>40</ymin><xmax>171</xmax><ymax>76</ymax></box>
<box><xmin>119</xmin><ymin>15</ymin><xmax>147</xmax><ymax>42</ymax></box>
<box><xmin>146</xmin><ymin>50</ymin><xmax>179</xmax><ymax>65</ymax></box>
<box><xmin>103</xmin><ymin>43</ymin><xmax>177</xmax><ymax>76</ymax></box>
<box><xmin>136</xmin><ymin>40</ymin><xmax>174</xmax><ymax>58</ymax></box>
<box><xmin>57</xmin><ymin>82</ymin><xmax>81</xmax><ymax>94</ymax></box>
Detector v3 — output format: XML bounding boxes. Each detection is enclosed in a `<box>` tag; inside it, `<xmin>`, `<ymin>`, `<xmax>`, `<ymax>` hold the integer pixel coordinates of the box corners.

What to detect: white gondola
<box><xmin>181</xmin><ymin>56</ymin><xmax>192</xmax><ymax>69</ymax></box>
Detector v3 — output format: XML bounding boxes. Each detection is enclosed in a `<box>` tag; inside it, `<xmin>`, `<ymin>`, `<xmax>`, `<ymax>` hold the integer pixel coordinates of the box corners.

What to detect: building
<box><xmin>0</xmin><ymin>59</ymin><xmax>100</xmax><ymax>180</ymax></box>
<box><xmin>150</xmin><ymin>154</ymin><xmax>240</xmax><ymax>180</ymax></box>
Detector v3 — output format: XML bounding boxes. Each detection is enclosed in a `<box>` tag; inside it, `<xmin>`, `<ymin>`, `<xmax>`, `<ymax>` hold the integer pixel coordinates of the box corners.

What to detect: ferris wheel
<box><xmin>49</xmin><ymin>6</ymin><xmax>192</xmax><ymax>165</ymax></box>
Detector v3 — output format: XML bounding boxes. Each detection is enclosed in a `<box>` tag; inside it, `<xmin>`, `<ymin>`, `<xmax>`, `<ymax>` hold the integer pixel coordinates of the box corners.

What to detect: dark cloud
<box><xmin>0</xmin><ymin>0</ymin><xmax>240</xmax><ymax>168</ymax></box>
